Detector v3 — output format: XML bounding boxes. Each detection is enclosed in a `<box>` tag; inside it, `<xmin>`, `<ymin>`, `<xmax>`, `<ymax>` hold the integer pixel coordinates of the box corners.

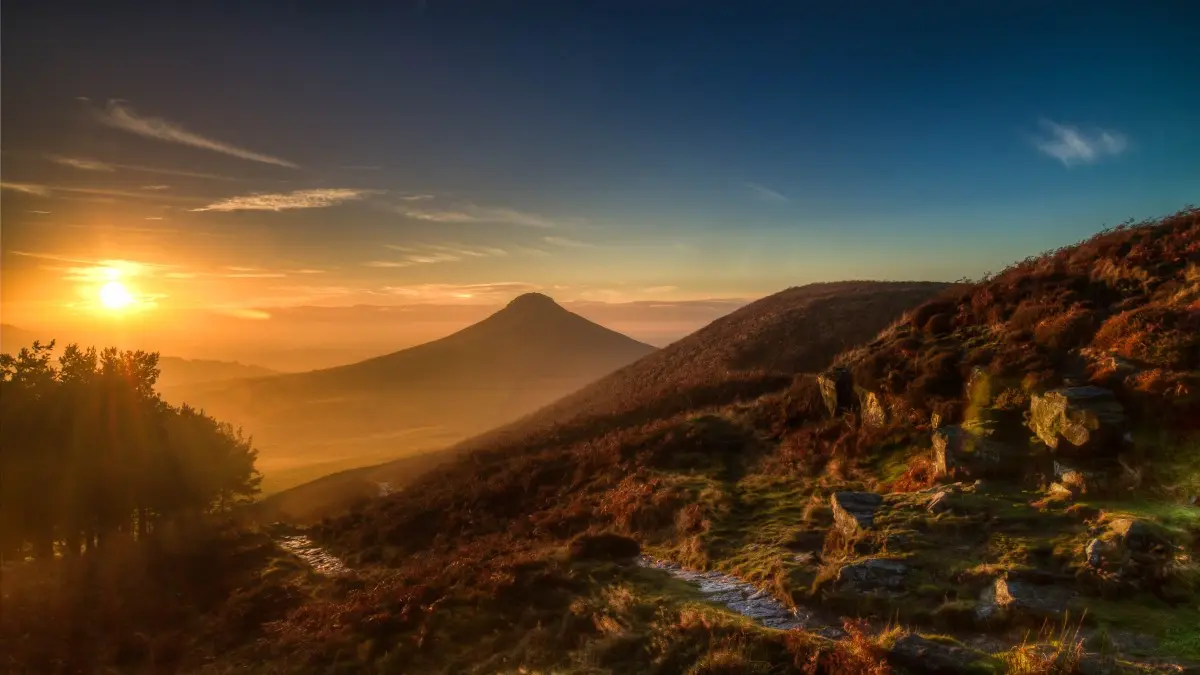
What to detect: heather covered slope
<box><xmin>260</xmin><ymin>281</ymin><xmax>948</xmax><ymax>522</ymax></box>
<box><xmin>171</xmin><ymin>294</ymin><xmax>656</xmax><ymax>493</ymax></box>
<box><xmin>281</xmin><ymin>209</ymin><xmax>1200</xmax><ymax>673</ymax></box>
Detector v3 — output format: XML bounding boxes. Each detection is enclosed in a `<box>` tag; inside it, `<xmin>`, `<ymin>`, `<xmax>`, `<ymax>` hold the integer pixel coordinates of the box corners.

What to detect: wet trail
<box><xmin>276</xmin><ymin>534</ymin><xmax>352</xmax><ymax>576</ymax></box>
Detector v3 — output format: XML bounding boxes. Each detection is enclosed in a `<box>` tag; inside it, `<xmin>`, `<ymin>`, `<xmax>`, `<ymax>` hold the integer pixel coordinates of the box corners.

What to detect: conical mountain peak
<box><xmin>503</xmin><ymin>292</ymin><xmax>563</xmax><ymax>312</ymax></box>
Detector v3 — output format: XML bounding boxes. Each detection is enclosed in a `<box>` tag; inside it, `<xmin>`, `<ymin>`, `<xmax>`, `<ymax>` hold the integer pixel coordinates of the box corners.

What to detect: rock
<box><xmin>932</xmin><ymin>423</ymin><xmax>1020</xmax><ymax>479</ymax></box>
<box><xmin>817</xmin><ymin>367</ymin><xmax>857</xmax><ymax>417</ymax></box>
<box><xmin>1108</xmin><ymin>518</ymin><xmax>1168</xmax><ymax>554</ymax></box>
<box><xmin>976</xmin><ymin>578</ymin><xmax>1073</xmax><ymax>622</ymax></box>
<box><xmin>858</xmin><ymin>388</ymin><xmax>889</xmax><ymax>427</ymax></box>
<box><xmin>927</xmin><ymin>491</ymin><xmax>953</xmax><ymax>513</ymax></box>
<box><xmin>1086</xmin><ymin>538</ymin><xmax>1108</xmax><ymax>568</ymax></box>
<box><xmin>1029</xmin><ymin>387</ymin><xmax>1128</xmax><ymax>456</ymax></box>
<box><xmin>887</xmin><ymin>634</ymin><xmax>982</xmax><ymax>674</ymax></box>
<box><xmin>831</xmin><ymin>491</ymin><xmax>883</xmax><ymax>536</ymax></box>
<box><xmin>966</xmin><ymin>366</ymin><xmax>993</xmax><ymax>406</ymax></box>
<box><xmin>836</xmin><ymin>558</ymin><xmax>908</xmax><ymax>591</ymax></box>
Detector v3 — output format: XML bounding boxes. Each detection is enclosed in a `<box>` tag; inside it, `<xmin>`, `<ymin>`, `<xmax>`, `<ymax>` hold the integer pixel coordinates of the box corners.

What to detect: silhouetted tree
<box><xmin>0</xmin><ymin>340</ymin><xmax>261</xmax><ymax>562</ymax></box>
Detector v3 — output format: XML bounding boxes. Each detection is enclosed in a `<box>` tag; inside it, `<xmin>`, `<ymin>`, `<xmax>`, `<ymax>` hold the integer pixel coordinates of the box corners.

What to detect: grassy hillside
<box><xmin>260</xmin><ymin>281</ymin><xmax>948</xmax><ymax>522</ymax></box>
<box><xmin>172</xmin><ymin>294</ymin><xmax>656</xmax><ymax>494</ymax></box>
<box><xmin>278</xmin><ymin>209</ymin><xmax>1199</xmax><ymax>673</ymax></box>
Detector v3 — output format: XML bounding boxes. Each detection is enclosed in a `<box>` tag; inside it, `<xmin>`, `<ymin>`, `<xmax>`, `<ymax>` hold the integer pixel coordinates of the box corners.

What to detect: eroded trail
<box><xmin>276</xmin><ymin>534</ymin><xmax>352</xmax><ymax>576</ymax></box>
<box><xmin>638</xmin><ymin>555</ymin><xmax>847</xmax><ymax>638</ymax></box>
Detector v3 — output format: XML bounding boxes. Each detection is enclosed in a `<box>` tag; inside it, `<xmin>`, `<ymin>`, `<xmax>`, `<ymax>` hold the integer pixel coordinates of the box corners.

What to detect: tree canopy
<box><xmin>0</xmin><ymin>340</ymin><xmax>261</xmax><ymax>561</ymax></box>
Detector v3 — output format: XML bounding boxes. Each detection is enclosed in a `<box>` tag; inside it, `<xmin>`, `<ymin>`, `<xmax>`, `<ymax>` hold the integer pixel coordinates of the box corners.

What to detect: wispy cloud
<box><xmin>641</xmin><ymin>285</ymin><xmax>678</xmax><ymax>294</ymax></box>
<box><xmin>115</xmin><ymin>163</ymin><xmax>237</xmax><ymax>181</ymax></box>
<box><xmin>28</xmin><ymin>210</ymin><xmax>51</xmax><ymax>214</ymax></box>
<box><xmin>400</xmin><ymin>194</ymin><xmax>434</xmax><ymax>201</ymax></box>
<box><xmin>97</xmin><ymin>101</ymin><xmax>299</xmax><ymax>168</ymax></box>
<box><xmin>365</xmin><ymin>242</ymin><xmax>509</xmax><ymax>268</ymax></box>
<box><xmin>340</xmin><ymin>165</ymin><xmax>383</xmax><ymax>171</ymax></box>
<box><xmin>378</xmin><ymin>281</ymin><xmax>541</xmax><ymax>302</ymax></box>
<box><xmin>191</xmin><ymin>188</ymin><xmax>371</xmax><ymax>212</ymax></box>
<box><xmin>400</xmin><ymin>204</ymin><xmax>571</xmax><ymax>228</ymax></box>
<box><xmin>1033</xmin><ymin>119</ymin><xmax>1129</xmax><ymax>166</ymax></box>
<box><xmin>141</xmin><ymin>185</ymin><xmax>170</xmax><ymax>190</ymax></box>
<box><xmin>287</xmin><ymin>268</ymin><xmax>328</xmax><ymax>275</ymax></box>
<box><xmin>215</xmin><ymin>307</ymin><xmax>272</xmax><ymax>320</ymax></box>
<box><xmin>744</xmin><ymin>181</ymin><xmax>790</xmax><ymax>203</ymax></box>
<box><xmin>543</xmin><ymin>235</ymin><xmax>591</xmax><ymax>247</ymax></box>
<box><xmin>2</xmin><ymin>182</ymin><xmax>52</xmax><ymax>196</ymax></box>
<box><xmin>145</xmin><ymin>216</ymin><xmax>164</xmax><ymax>220</ymax></box>
<box><xmin>2</xmin><ymin>182</ymin><xmax>198</xmax><ymax>202</ymax></box>
<box><xmin>47</xmin><ymin>155</ymin><xmax>115</xmax><ymax>171</ymax></box>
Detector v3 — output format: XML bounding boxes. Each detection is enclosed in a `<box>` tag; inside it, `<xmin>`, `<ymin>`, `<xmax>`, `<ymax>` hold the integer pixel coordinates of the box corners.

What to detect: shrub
<box><xmin>568</xmin><ymin>532</ymin><xmax>641</xmax><ymax>560</ymax></box>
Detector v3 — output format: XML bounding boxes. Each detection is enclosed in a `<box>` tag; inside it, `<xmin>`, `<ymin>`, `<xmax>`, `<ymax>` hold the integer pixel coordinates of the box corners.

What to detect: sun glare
<box><xmin>99</xmin><ymin>281</ymin><xmax>134</xmax><ymax>310</ymax></box>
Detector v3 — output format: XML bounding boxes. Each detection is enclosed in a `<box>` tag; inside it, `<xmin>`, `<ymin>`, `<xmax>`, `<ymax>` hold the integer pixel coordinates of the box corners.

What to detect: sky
<box><xmin>2</xmin><ymin>1</ymin><xmax>1198</xmax><ymax>367</ymax></box>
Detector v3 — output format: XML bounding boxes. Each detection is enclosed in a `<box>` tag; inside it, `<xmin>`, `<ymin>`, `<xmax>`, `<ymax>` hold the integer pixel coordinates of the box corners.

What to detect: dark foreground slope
<box><xmin>173</xmin><ymin>294</ymin><xmax>656</xmax><ymax>493</ymax></box>
<box><xmin>270</xmin><ymin>209</ymin><xmax>1198</xmax><ymax>673</ymax></box>
<box><xmin>261</xmin><ymin>281</ymin><xmax>948</xmax><ymax>521</ymax></box>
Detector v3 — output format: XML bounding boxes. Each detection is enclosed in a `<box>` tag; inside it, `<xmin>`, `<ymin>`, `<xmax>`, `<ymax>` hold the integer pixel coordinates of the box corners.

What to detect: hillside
<box><xmin>260</xmin><ymin>281</ymin><xmax>949</xmax><ymax>522</ymax></box>
<box><xmin>263</xmin><ymin>209</ymin><xmax>1198</xmax><ymax>673</ymax></box>
<box><xmin>172</xmin><ymin>293</ymin><xmax>657</xmax><ymax>493</ymax></box>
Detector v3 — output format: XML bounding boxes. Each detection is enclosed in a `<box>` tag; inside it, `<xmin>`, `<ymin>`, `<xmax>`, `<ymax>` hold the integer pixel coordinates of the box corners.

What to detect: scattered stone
<box><xmin>932</xmin><ymin>423</ymin><xmax>1019</xmax><ymax>479</ymax></box>
<box><xmin>858</xmin><ymin>388</ymin><xmax>889</xmax><ymax>428</ymax></box>
<box><xmin>817</xmin><ymin>367</ymin><xmax>857</xmax><ymax>417</ymax></box>
<box><xmin>836</xmin><ymin>558</ymin><xmax>908</xmax><ymax>592</ymax></box>
<box><xmin>976</xmin><ymin>578</ymin><xmax>1073</xmax><ymax>622</ymax></box>
<box><xmin>887</xmin><ymin>634</ymin><xmax>982</xmax><ymax>675</ymax></box>
<box><xmin>927</xmin><ymin>491</ymin><xmax>953</xmax><ymax>513</ymax></box>
<box><xmin>831</xmin><ymin>491</ymin><xmax>883</xmax><ymax>536</ymax></box>
<box><xmin>1029</xmin><ymin>387</ymin><xmax>1128</xmax><ymax>456</ymax></box>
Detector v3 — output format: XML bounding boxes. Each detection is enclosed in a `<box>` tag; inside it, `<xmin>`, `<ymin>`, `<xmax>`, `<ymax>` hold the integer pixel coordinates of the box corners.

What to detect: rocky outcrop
<box><xmin>976</xmin><ymin>578</ymin><xmax>1074</xmax><ymax>622</ymax></box>
<box><xmin>887</xmin><ymin>634</ymin><xmax>982</xmax><ymax>674</ymax></box>
<box><xmin>836</xmin><ymin>557</ymin><xmax>908</xmax><ymax>592</ymax></box>
<box><xmin>817</xmin><ymin>367</ymin><xmax>857</xmax><ymax>417</ymax></box>
<box><xmin>932</xmin><ymin>421</ymin><xmax>1020</xmax><ymax>479</ymax></box>
<box><xmin>858</xmin><ymin>388</ymin><xmax>889</xmax><ymax>428</ymax></box>
<box><xmin>831</xmin><ymin>491</ymin><xmax>883</xmax><ymax>536</ymax></box>
<box><xmin>1085</xmin><ymin>517</ymin><xmax>1173</xmax><ymax>584</ymax></box>
<box><xmin>1029</xmin><ymin>386</ymin><xmax>1128</xmax><ymax>456</ymax></box>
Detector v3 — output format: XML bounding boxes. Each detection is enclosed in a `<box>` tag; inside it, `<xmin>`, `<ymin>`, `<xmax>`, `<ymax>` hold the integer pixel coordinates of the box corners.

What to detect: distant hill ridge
<box><xmin>171</xmin><ymin>293</ymin><xmax>658</xmax><ymax>494</ymax></box>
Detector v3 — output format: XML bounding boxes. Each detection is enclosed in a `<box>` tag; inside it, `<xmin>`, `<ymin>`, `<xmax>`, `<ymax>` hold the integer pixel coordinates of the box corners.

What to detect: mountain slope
<box><xmin>286</xmin><ymin>209</ymin><xmax>1200</xmax><ymax>672</ymax></box>
<box><xmin>260</xmin><ymin>281</ymin><xmax>948</xmax><ymax>521</ymax></box>
<box><xmin>173</xmin><ymin>294</ymin><xmax>656</xmax><ymax>493</ymax></box>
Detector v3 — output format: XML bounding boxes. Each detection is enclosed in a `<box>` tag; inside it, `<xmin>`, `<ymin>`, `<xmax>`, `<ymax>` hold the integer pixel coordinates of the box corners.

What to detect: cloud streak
<box><xmin>745</xmin><ymin>181</ymin><xmax>790</xmax><ymax>203</ymax></box>
<box><xmin>365</xmin><ymin>242</ymin><xmax>510</xmax><ymax>268</ymax></box>
<box><xmin>192</xmin><ymin>188</ymin><xmax>371</xmax><ymax>212</ymax></box>
<box><xmin>47</xmin><ymin>155</ymin><xmax>115</xmax><ymax>171</ymax></box>
<box><xmin>543</xmin><ymin>235</ymin><xmax>591</xmax><ymax>247</ymax></box>
<box><xmin>1033</xmin><ymin>120</ymin><xmax>1128</xmax><ymax>166</ymax></box>
<box><xmin>97</xmin><ymin>101</ymin><xmax>299</xmax><ymax>168</ymax></box>
<box><xmin>400</xmin><ymin>204</ymin><xmax>571</xmax><ymax>228</ymax></box>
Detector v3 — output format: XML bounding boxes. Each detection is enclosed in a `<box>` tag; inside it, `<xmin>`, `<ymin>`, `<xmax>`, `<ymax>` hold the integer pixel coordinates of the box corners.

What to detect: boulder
<box><xmin>831</xmin><ymin>491</ymin><xmax>883</xmax><ymax>537</ymax></box>
<box><xmin>887</xmin><ymin>634</ymin><xmax>982</xmax><ymax>674</ymax></box>
<box><xmin>1052</xmin><ymin>459</ymin><xmax>1119</xmax><ymax>497</ymax></box>
<box><xmin>817</xmin><ymin>367</ymin><xmax>857</xmax><ymax>417</ymax></box>
<box><xmin>1086</xmin><ymin>517</ymin><xmax>1173</xmax><ymax>581</ymax></box>
<box><xmin>858</xmin><ymin>388</ymin><xmax>889</xmax><ymax>428</ymax></box>
<box><xmin>836</xmin><ymin>558</ymin><xmax>908</xmax><ymax>592</ymax></box>
<box><xmin>932</xmin><ymin>422</ymin><xmax>1019</xmax><ymax>479</ymax></box>
<box><xmin>976</xmin><ymin>578</ymin><xmax>1073</xmax><ymax>622</ymax></box>
<box><xmin>1029</xmin><ymin>387</ymin><xmax>1128</xmax><ymax>456</ymax></box>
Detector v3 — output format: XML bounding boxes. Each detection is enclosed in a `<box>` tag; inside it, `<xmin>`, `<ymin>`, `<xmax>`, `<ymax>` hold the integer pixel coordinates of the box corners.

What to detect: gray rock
<box><xmin>1108</xmin><ymin>518</ymin><xmax>1167</xmax><ymax>554</ymax></box>
<box><xmin>932</xmin><ymin>423</ymin><xmax>1019</xmax><ymax>479</ymax></box>
<box><xmin>927</xmin><ymin>491</ymin><xmax>953</xmax><ymax>513</ymax></box>
<box><xmin>1029</xmin><ymin>387</ymin><xmax>1128</xmax><ymax>456</ymax></box>
<box><xmin>816</xmin><ymin>367</ymin><xmax>857</xmax><ymax>417</ymax></box>
<box><xmin>858</xmin><ymin>388</ymin><xmax>889</xmax><ymax>428</ymax></box>
<box><xmin>976</xmin><ymin>578</ymin><xmax>1073</xmax><ymax>622</ymax></box>
<box><xmin>836</xmin><ymin>558</ymin><xmax>908</xmax><ymax>591</ymax></box>
<box><xmin>1086</xmin><ymin>538</ymin><xmax>1108</xmax><ymax>568</ymax></box>
<box><xmin>831</xmin><ymin>491</ymin><xmax>883</xmax><ymax>536</ymax></box>
<box><xmin>887</xmin><ymin>634</ymin><xmax>982</xmax><ymax>674</ymax></box>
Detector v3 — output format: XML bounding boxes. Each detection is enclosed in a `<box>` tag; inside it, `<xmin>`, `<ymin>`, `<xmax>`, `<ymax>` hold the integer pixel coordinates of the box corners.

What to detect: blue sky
<box><xmin>2</xmin><ymin>0</ymin><xmax>1198</xmax><ymax>353</ymax></box>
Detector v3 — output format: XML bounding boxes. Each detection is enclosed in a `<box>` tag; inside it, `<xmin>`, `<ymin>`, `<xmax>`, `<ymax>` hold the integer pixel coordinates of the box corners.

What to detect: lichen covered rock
<box><xmin>976</xmin><ymin>578</ymin><xmax>1073</xmax><ymax>622</ymax></box>
<box><xmin>816</xmin><ymin>367</ymin><xmax>857</xmax><ymax>417</ymax></box>
<box><xmin>1029</xmin><ymin>386</ymin><xmax>1128</xmax><ymax>456</ymax></box>
<box><xmin>932</xmin><ymin>422</ymin><xmax>1021</xmax><ymax>479</ymax></box>
<box><xmin>831</xmin><ymin>491</ymin><xmax>883</xmax><ymax>536</ymax></box>
<box><xmin>836</xmin><ymin>557</ymin><xmax>908</xmax><ymax>592</ymax></box>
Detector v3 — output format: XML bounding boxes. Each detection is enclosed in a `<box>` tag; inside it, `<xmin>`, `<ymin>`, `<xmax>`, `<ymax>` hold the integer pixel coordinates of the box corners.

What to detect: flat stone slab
<box><xmin>836</xmin><ymin>558</ymin><xmax>908</xmax><ymax>592</ymax></box>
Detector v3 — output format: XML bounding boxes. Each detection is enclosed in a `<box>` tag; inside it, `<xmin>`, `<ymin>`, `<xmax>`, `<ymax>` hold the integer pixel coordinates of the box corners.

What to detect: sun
<box><xmin>98</xmin><ymin>281</ymin><xmax>134</xmax><ymax>310</ymax></box>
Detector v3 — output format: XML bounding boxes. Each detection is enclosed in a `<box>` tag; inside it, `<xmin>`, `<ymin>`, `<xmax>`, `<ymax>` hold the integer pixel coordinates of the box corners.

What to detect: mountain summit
<box><xmin>170</xmin><ymin>296</ymin><xmax>655</xmax><ymax>493</ymax></box>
